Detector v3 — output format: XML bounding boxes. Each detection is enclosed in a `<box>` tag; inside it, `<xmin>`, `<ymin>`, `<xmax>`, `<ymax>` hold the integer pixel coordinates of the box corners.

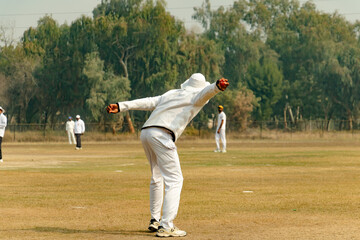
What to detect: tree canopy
<box><xmin>1</xmin><ymin>0</ymin><xmax>360</xmax><ymax>131</ymax></box>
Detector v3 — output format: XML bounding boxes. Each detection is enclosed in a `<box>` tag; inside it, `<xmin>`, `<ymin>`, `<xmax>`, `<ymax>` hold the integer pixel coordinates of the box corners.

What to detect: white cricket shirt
<box><xmin>0</xmin><ymin>113</ymin><xmax>7</xmax><ymax>137</ymax></box>
<box><xmin>74</xmin><ymin>119</ymin><xmax>85</xmax><ymax>134</ymax></box>
<box><xmin>66</xmin><ymin>120</ymin><xmax>75</xmax><ymax>131</ymax></box>
<box><xmin>118</xmin><ymin>82</ymin><xmax>221</xmax><ymax>142</ymax></box>
<box><xmin>217</xmin><ymin>111</ymin><xmax>226</xmax><ymax>131</ymax></box>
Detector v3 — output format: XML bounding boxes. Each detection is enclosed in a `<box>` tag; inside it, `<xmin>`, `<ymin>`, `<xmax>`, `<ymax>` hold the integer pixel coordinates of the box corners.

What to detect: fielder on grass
<box><xmin>214</xmin><ymin>105</ymin><xmax>227</xmax><ymax>153</ymax></box>
<box><xmin>66</xmin><ymin>116</ymin><xmax>76</xmax><ymax>145</ymax></box>
<box><xmin>107</xmin><ymin>73</ymin><xmax>229</xmax><ymax>238</ymax></box>
<box><xmin>74</xmin><ymin>115</ymin><xmax>85</xmax><ymax>150</ymax></box>
<box><xmin>0</xmin><ymin>106</ymin><xmax>7</xmax><ymax>163</ymax></box>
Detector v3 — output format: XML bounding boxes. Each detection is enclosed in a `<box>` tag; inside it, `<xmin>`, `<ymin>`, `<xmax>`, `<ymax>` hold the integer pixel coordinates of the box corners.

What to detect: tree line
<box><xmin>1</xmin><ymin>0</ymin><xmax>360</xmax><ymax>131</ymax></box>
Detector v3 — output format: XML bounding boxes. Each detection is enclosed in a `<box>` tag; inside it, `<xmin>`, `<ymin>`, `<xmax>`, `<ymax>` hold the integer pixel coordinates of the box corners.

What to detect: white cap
<box><xmin>181</xmin><ymin>73</ymin><xmax>210</xmax><ymax>91</ymax></box>
<box><xmin>0</xmin><ymin>106</ymin><xmax>4</xmax><ymax>113</ymax></box>
<box><xmin>76</xmin><ymin>115</ymin><xmax>80</xmax><ymax>119</ymax></box>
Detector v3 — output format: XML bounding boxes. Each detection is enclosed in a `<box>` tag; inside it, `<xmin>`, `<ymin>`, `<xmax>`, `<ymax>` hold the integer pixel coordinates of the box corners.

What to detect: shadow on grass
<box><xmin>30</xmin><ymin>227</ymin><xmax>153</xmax><ymax>237</ymax></box>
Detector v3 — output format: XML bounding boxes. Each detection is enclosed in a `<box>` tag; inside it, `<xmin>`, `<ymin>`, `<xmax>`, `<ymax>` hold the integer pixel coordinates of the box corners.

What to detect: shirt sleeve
<box><xmin>118</xmin><ymin>96</ymin><xmax>161</xmax><ymax>112</ymax></box>
<box><xmin>192</xmin><ymin>83</ymin><xmax>221</xmax><ymax>107</ymax></box>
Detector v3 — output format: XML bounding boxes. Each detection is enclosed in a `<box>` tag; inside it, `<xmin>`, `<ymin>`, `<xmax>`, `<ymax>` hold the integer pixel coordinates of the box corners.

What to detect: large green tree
<box><xmin>244</xmin><ymin>0</ymin><xmax>360</xmax><ymax>128</ymax></box>
<box><xmin>193</xmin><ymin>0</ymin><xmax>283</xmax><ymax>122</ymax></box>
<box><xmin>0</xmin><ymin>45</ymin><xmax>40</xmax><ymax>123</ymax></box>
<box><xmin>4</xmin><ymin>0</ymin><xmax>360</xmax><ymax>132</ymax></box>
<box><xmin>83</xmin><ymin>51</ymin><xmax>130</xmax><ymax>122</ymax></box>
<box><xmin>246</xmin><ymin>54</ymin><xmax>283</xmax><ymax>120</ymax></box>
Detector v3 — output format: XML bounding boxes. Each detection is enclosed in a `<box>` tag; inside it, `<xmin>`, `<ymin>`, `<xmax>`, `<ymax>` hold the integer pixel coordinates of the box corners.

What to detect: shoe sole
<box><xmin>156</xmin><ymin>232</ymin><xmax>187</xmax><ymax>237</ymax></box>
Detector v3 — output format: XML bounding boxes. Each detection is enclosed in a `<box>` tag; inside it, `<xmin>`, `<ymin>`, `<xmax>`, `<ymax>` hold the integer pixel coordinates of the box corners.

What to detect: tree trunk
<box><xmin>288</xmin><ymin>106</ymin><xmax>295</xmax><ymax>123</ymax></box>
<box><xmin>125</xmin><ymin>111</ymin><xmax>135</xmax><ymax>134</ymax></box>
<box><xmin>347</xmin><ymin>110</ymin><xmax>353</xmax><ymax>131</ymax></box>
<box><xmin>118</xmin><ymin>54</ymin><xmax>135</xmax><ymax>134</ymax></box>
<box><xmin>295</xmin><ymin>106</ymin><xmax>300</xmax><ymax>123</ymax></box>
<box><xmin>241</xmin><ymin>116</ymin><xmax>248</xmax><ymax>130</ymax></box>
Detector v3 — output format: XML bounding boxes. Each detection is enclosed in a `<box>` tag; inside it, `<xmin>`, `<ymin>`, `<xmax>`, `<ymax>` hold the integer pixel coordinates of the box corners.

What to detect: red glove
<box><xmin>106</xmin><ymin>104</ymin><xmax>119</xmax><ymax>114</ymax></box>
<box><xmin>216</xmin><ymin>78</ymin><xmax>229</xmax><ymax>91</ymax></box>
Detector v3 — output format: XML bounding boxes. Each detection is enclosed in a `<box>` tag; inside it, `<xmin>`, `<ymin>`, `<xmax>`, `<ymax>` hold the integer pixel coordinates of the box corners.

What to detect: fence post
<box><xmin>104</xmin><ymin>121</ymin><xmax>106</xmax><ymax>141</ymax></box>
<box><xmin>13</xmin><ymin>124</ymin><xmax>16</xmax><ymax>141</ymax></box>
<box><xmin>43</xmin><ymin>123</ymin><xmax>46</xmax><ymax>141</ymax></box>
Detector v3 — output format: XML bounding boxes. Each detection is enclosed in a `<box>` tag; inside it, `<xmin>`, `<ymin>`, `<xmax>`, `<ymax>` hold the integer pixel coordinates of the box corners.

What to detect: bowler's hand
<box><xmin>216</xmin><ymin>78</ymin><xmax>229</xmax><ymax>91</ymax></box>
<box><xmin>107</xmin><ymin>104</ymin><xmax>119</xmax><ymax>114</ymax></box>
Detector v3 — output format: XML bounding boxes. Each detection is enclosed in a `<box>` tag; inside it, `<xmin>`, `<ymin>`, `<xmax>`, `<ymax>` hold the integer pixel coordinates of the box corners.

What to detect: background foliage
<box><xmin>1</xmin><ymin>0</ymin><xmax>360</xmax><ymax>131</ymax></box>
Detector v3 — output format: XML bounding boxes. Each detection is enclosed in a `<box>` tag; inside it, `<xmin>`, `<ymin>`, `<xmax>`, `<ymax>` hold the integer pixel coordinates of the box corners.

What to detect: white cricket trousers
<box><xmin>67</xmin><ymin>130</ymin><xmax>76</xmax><ymax>144</ymax></box>
<box><xmin>215</xmin><ymin>129</ymin><xmax>226</xmax><ymax>151</ymax></box>
<box><xmin>140</xmin><ymin>127</ymin><xmax>183</xmax><ymax>229</ymax></box>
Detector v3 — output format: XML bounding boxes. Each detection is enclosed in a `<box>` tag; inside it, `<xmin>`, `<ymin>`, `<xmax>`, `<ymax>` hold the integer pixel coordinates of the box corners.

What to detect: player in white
<box><xmin>214</xmin><ymin>105</ymin><xmax>226</xmax><ymax>153</ymax></box>
<box><xmin>107</xmin><ymin>74</ymin><xmax>229</xmax><ymax>237</ymax></box>
<box><xmin>74</xmin><ymin>115</ymin><xmax>85</xmax><ymax>150</ymax></box>
<box><xmin>65</xmin><ymin>116</ymin><xmax>76</xmax><ymax>144</ymax></box>
<box><xmin>0</xmin><ymin>106</ymin><xmax>7</xmax><ymax>163</ymax></box>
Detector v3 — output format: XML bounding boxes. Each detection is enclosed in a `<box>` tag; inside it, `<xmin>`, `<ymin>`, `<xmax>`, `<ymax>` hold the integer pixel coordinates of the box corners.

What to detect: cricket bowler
<box><xmin>107</xmin><ymin>73</ymin><xmax>229</xmax><ymax>237</ymax></box>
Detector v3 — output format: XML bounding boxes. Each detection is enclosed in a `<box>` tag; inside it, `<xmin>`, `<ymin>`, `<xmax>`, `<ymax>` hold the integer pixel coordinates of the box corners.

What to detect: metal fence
<box><xmin>246</xmin><ymin>119</ymin><xmax>360</xmax><ymax>132</ymax></box>
<box><xmin>3</xmin><ymin>122</ymin><xmax>142</xmax><ymax>142</ymax></box>
<box><xmin>3</xmin><ymin>119</ymin><xmax>360</xmax><ymax>142</ymax></box>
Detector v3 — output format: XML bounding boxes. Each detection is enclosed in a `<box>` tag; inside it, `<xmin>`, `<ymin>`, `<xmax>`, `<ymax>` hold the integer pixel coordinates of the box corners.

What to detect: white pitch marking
<box><xmin>119</xmin><ymin>163</ymin><xmax>134</xmax><ymax>167</ymax></box>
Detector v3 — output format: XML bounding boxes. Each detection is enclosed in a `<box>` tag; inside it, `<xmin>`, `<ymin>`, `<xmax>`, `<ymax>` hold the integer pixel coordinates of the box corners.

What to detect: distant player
<box><xmin>0</xmin><ymin>106</ymin><xmax>7</xmax><ymax>163</ymax></box>
<box><xmin>66</xmin><ymin>116</ymin><xmax>76</xmax><ymax>145</ymax></box>
<box><xmin>74</xmin><ymin>115</ymin><xmax>85</xmax><ymax>150</ymax></box>
<box><xmin>214</xmin><ymin>105</ymin><xmax>226</xmax><ymax>153</ymax></box>
<box><xmin>107</xmin><ymin>73</ymin><xmax>229</xmax><ymax>237</ymax></box>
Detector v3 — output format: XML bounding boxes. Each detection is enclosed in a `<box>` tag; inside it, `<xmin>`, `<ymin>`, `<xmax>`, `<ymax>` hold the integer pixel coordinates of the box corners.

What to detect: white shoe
<box><xmin>156</xmin><ymin>226</ymin><xmax>187</xmax><ymax>237</ymax></box>
<box><xmin>75</xmin><ymin>147</ymin><xmax>80</xmax><ymax>150</ymax></box>
<box><xmin>214</xmin><ymin>149</ymin><xmax>220</xmax><ymax>153</ymax></box>
<box><xmin>0</xmin><ymin>159</ymin><xmax>3</xmax><ymax>163</ymax></box>
<box><xmin>221</xmin><ymin>150</ymin><xmax>227</xmax><ymax>153</ymax></box>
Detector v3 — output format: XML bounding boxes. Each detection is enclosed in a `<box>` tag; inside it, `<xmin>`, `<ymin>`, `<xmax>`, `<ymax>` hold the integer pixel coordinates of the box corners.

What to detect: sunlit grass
<box><xmin>1</xmin><ymin>139</ymin><xmax>360</xmax><ymax>239</ymax></box>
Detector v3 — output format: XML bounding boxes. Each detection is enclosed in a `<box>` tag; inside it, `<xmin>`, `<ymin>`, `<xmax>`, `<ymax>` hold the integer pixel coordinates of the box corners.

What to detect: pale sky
<box><xmin>1</xmin><ymin>0</ymin><xmax>360</xmax><ymax>42</ymax></box>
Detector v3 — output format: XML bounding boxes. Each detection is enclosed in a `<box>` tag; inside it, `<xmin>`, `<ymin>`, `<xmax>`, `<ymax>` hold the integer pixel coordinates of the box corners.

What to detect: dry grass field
<box><xmin>1</xmin><ymin>138</ymin><xmax>360</xmax><ymax>240</ymax></box>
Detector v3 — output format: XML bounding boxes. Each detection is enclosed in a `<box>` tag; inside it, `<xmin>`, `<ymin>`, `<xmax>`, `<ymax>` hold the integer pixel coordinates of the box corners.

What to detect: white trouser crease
<box><xmin>140</xmin><ymin>127</ymin><xmax>183</xmax><ymax>229</ymax></box>
<box><xmin>215</xmin><ymin>128</ymin><xmax>226</xmax><ymax>151</ymax></box>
